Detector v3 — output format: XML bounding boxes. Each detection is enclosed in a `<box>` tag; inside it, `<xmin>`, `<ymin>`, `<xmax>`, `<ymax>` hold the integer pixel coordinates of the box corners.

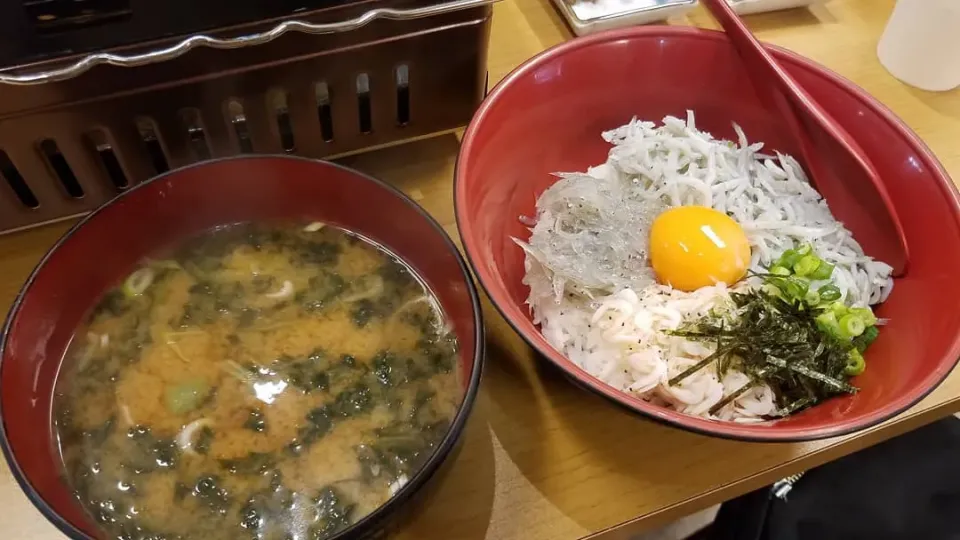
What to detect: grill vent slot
<box><xmin>356</xmin><ymin>73</ymin><xmax>373</xmax><ymax>134</ymax></box>
<box><xmin>316</xmin><ymin>82</ymin><xmax>334</xmax><ymax>142</ymax></box>
<box><xmin>40</xmin><ymin>139</ymin><xmax>84</xmax><ymax>198</ymax></box>
<box><xmin>226</xmin><ymin>100</ymin><xmax>254</xmax><ymax>153</ymax></box>
<box><xmin>0</xmin><ymin>150</ymin><xmax>39</xmax><ymax>208</ymax></box>
<box><xmin>136</xmin><ymin>118</ymin><xmax>169</xmax><ymax>173</ymax></box>
<box><xmin>396</xmin><ymin>64</ymin><xmax>410</xmax><ymax>126</ymax></box>
<box><xmin>180</xmin><ymin>109</ymin><xmax>210</xmax><ymax>160</ymax></box>
<box><xmin>86</xmin><ymin>130</ymin><xmax>129</xmax><ymax>190</ymax></box>
<box><xmin>270</xmin><ymin>90</ymin><xmax>296</xmax><ymax>153</ymax></box>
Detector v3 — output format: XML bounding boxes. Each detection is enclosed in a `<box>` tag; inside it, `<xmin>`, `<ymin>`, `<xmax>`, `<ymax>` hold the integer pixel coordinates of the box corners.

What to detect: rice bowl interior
<box><xmin>516</xmin><ymin>112</ymin><xmax>893</xmax><ymax>424</ymax></box>
<box><xmin>455</xmin><ymin>26</ymin><xmax>960</xmax><ymax>441</ymax></box>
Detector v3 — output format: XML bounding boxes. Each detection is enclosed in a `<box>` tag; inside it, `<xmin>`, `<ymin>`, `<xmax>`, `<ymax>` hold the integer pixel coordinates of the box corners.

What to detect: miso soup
<box><xmin>53</xmin><ymin>222</ymin><xmax>462</xmax><ymax>540</ymax></box>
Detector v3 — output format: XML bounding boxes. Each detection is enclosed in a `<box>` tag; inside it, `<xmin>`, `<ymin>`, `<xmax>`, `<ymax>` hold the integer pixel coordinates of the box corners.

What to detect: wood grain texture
<box><xmin>2</xmin><ymin>1</ymin><xmax>960</xmax><ymax>539</ymax></box>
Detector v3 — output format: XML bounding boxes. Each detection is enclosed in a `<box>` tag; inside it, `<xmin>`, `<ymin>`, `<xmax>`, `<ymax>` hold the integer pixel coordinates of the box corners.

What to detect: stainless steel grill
<box><xmin>0</xmin><ymin>0</ymin><xmax>493</xmax><ymax>234</ymax></box>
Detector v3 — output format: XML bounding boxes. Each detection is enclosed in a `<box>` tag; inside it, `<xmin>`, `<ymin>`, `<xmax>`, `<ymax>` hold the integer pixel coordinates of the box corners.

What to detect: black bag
<box><xmin>698</xmin><ymin>417</ymin><xmax>960</xmax><ymax>540</ymax></box>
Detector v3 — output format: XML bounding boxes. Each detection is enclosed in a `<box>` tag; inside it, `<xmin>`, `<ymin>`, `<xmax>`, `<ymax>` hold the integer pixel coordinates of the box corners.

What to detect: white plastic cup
<box><xmin>877</xmin><ymin>0</ymin><xmax>960</xmax><ymax>92</ymax></box>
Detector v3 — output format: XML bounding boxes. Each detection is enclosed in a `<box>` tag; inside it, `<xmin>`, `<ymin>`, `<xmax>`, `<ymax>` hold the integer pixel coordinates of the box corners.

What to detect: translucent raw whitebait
<box><xmin>520</xmin><ymin>113</ymin><xmax>895</xmax><ymax>421</ymax></box>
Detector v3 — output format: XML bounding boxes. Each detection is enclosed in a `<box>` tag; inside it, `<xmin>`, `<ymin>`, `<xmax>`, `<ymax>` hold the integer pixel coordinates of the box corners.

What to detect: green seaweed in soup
<box><xmin>53</xmin><ymin>222</ymin><xmax>462</xmax><ymax>540</ymax></box>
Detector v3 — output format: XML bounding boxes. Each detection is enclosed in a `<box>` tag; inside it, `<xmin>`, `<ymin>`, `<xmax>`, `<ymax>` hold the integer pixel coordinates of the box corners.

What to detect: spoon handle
<box><xmin>701</xmin><ymin>0</ymin><xmax>909</xmax><ymax>275</ymax></box>
<box><xmin>702</xmin><ymin>0</ymin><xmax>832</xmax><ymax>134</ymax></box>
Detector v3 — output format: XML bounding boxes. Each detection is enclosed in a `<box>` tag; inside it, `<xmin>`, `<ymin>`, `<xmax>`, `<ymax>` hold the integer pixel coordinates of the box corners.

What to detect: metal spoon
<box><xmin>701</xmin><ymin>0</ymin><xmax>909</xmax><ymax>276</ymax></box>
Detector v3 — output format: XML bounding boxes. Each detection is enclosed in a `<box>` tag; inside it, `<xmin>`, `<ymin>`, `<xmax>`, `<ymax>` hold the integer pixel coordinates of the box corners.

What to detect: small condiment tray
<box><xmin>552</xmin><ymin>0</ymin><xmax>828</xmax><ymax>36</ymax></box>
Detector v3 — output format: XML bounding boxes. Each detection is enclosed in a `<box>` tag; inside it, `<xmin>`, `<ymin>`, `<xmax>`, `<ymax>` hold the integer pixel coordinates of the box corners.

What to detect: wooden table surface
<box><xmin>3</xmin><ymin>0</ymin><xmax>960</xmax><ymax>538</ymax></box>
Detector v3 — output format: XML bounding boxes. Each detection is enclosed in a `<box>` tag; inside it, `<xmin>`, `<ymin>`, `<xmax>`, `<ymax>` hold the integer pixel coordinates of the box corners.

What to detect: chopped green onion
<box><xmin>796</xmin><ymin>243</ymin><xmax>812</xmax><ymax>256</ymax></box>
<box><xmin>123</xmin><ymin>267</ymin><xmax>155</xmax><ymax>297</ymax></box>
<box><xmin>818</xmin><ymin>284</ymin><xmax>842</xmax><ymax>302</ymax></box>
<box><xmin>815</xmin><ymin>311</ymin><xmax>842</xmax><ymax>338</ymax></box>
<box><xmin>783</xmin><ymin>278</ymin><xmax>809</xmax><ymax>301</ymax></box>
<box><xmin>853</xmin><ymin>325</ymin><xmax>880</xmax><ymax>353</ymax></box>
<box><xmin>769</xmin><ymin>265</ymin><xmax>791</xmax><ymax>276</ymax></box>
<box><xmin>810</xmin><ymin>260</ymin><xmax>835</xmax><ymax>280</ymax></box>
<box><xmin>804</xmin><ymin>290</ymin><xmax>821</xmax><ymax>306</ymax></box>
<box><xmin>152</xmin><ymin>259</ymin><xmax>182</xmax><ymax>271</ymax></box>
<box><xmin>793</xmin><ymin>255</ymin><xmax>821</xmax><ymax>277</ymax></box>
<box><xmin>761</xmin><ymin>283</ymin><xmax>781</xmax><ymax>297</ymax></box>
<box><xmin>849</xmin><ymin>307</ymin><xmax>877</xmax><ymax>327</ymax></box>
<box><xmin>165</xmin><ymin>379</ymin><xmax>210</xmax><ymax>415</ymax></box>
<box><xmin>844</xmin><ymin>349</ymin><xmax>866</xmax><ymax>376</ymax></box>
<box><xmin>839</xmin><ymin>314</ymin><xmax>866</xmax><ymax>338</ymax></box>
<box><xmin>830</xmin><ymin>301</ymin><xmax>848</xmax><ymax>317</ymax></box>
<box><xmin>777</xmin><ymin>249</ymin><xmax>802</xmax><ymax>269</ymax></box>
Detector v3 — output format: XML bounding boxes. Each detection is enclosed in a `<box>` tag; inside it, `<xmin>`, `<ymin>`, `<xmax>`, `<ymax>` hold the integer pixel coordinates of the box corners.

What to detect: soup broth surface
<box><xmin>54</xmin><ymin>222</ymin><xmax>461</xmax><ymax>540</ymax></box>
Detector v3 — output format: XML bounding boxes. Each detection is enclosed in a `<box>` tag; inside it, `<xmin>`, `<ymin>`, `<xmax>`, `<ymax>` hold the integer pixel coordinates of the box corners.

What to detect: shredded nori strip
<box><xmin>670</xmin><ymin>289</ymin><xmax>858</xmax><ymax>416</ymax></box>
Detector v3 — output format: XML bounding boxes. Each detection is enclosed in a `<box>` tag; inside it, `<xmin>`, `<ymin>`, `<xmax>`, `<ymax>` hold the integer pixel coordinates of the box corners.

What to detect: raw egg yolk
<box><xmin>648</xmin><ymin>206</ymin><xmax>751</xmax><ymax>292</ymax></box>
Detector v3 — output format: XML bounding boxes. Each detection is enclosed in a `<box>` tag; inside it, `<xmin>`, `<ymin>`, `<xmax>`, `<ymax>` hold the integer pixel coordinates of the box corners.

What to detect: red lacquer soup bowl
<box><xmin>0</xmin><ymin>156</ymin><xmax>484</xmax><ymax>539</ymax></box>
<box><xmin>455</xmin><ymin>26</ymin><xmax>960</xmax><ymax>441</ymax></box>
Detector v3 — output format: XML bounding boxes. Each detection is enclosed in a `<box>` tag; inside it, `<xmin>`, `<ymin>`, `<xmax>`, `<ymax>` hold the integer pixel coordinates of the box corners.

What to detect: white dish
<box><xmin>550</xmin><ymin>0</ymin><xmax>827</xmax><ymax>39</ymax></box>
<box><xmin>552</xmin><ymin>0</ymin><xmax>697</xmax><ymax>36</ymax></box>
<box><xmin>551</xmin><ymin>0</ymin><xmax>827</xmax><ymax>38</ymax></box>
<box><xmin>727</xmin><ymin>0</ymin><xmax>828</xmax><ymax>16</ymax></box>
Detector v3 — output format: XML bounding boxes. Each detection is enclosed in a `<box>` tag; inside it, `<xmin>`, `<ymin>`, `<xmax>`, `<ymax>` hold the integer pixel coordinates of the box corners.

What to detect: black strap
<box><xmin>693</xmin><ymin>418</ymin><xmax>960</xmax><ymax>540</ymax></box>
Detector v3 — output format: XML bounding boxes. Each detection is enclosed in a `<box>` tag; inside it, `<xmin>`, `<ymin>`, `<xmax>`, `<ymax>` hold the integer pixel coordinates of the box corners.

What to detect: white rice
<box><xmin>520</xmin><ymin>113</ymin><xmax>894</xmax><ymax>421</ymax></box>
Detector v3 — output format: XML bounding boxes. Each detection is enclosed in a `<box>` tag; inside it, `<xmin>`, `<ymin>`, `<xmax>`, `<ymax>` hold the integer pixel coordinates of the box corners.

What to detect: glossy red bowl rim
<box><xmin>0</xmin><ymin>155</ymin><xmax>486</xmax><ymax>539</ymax></box>
<box><xmin>455</xmin><ymin>26</ymin><xmax>960</xmax><ymax>442</ymax></box>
